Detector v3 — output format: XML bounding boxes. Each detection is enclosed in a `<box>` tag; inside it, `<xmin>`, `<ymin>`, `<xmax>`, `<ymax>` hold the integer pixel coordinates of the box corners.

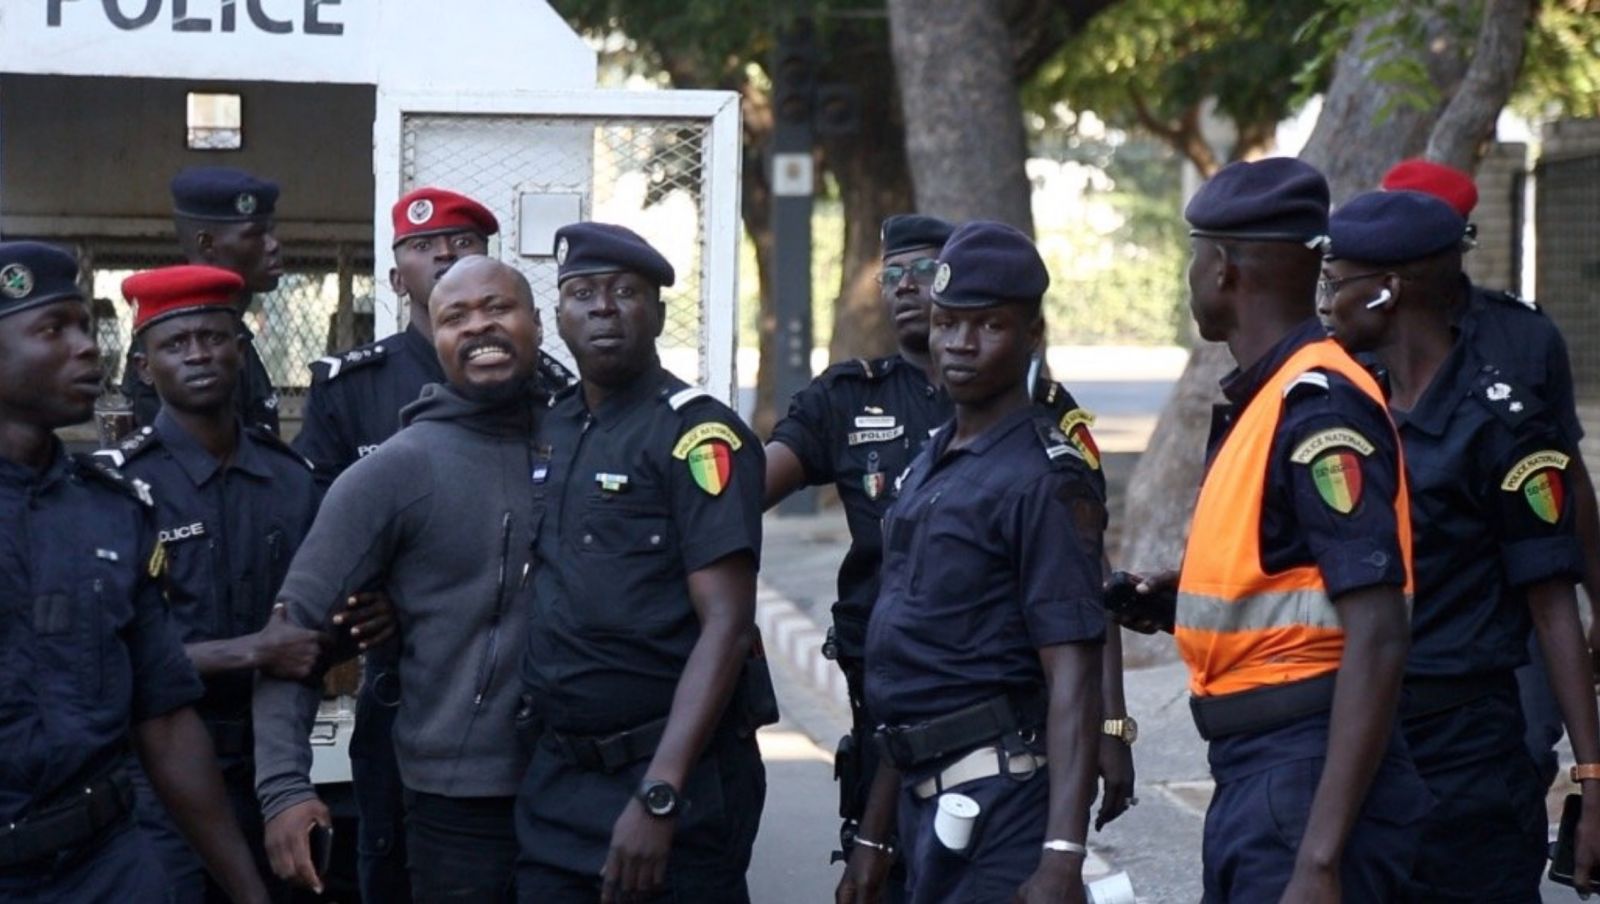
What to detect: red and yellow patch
<box><xmin>686</xmin><ymin>441</ymin><xmax>733</xmax><ymax>496</ymax></box>
<box><xmin>1310</xmin><ymin>450</ymin><xmax>1363</xmax><ymax>514</ymax></box>
<box><xmin>1058</xmin><ymin>408</ymin><xmax>1101</xmax><ymax>471</ymax></box>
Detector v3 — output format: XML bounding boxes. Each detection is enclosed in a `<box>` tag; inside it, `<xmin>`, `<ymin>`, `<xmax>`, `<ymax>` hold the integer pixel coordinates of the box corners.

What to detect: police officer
<box><xmin>1321</xmin><ymin>189</ymin><xmax>1600</xmax><ymax>900</ymax></box>
<box><xmin>767</xmin><ymin>216</ymin><xmax>1133</xmax><ymax>877</ymax></box>
<box><xmin>104</xmin><ymin>264</ymin><xmax>390</xmax><ymax>902</ymax></box>
<box><xmin>516</xmin><ymin>223</ymin><xmax>770</xmax><ymax>903</ymax></box>
<box><xmin>121</xmin><ymin>167</ymin><xmax>285</xmax><ymax>433</ymax></box>
<box><xmin>834</xmin><ymin>221</ymin><xmax>1105</xmax><ymax>904</ymax></box>
<box><xmin>291</xmin><ymin>186</ymin><xmax>571</xmax><ymax>904</ymax></box>
<box><xmin>1117</xmin><ymin>159</ymin><xmax>1430</xmax><ymax>902</ymax></box>
<box><xmin>1384</xmin><ymin>158</ymin><xmax>1600</xmax><ymax>790</ymax></box>
<box><xmin>0</xmin><ymin>241</ymin><xmax>267</xmax><ymax>903</ymax></box>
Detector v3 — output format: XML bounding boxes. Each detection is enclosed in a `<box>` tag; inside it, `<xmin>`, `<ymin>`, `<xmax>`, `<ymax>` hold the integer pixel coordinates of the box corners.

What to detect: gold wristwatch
<box><xmin>1102</xmin><ymin>716</ymin><xmax>1138</xmax><ymax>744</ymax></box>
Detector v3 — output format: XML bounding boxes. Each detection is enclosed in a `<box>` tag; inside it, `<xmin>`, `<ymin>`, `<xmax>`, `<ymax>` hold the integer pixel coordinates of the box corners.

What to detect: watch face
<box><xmin>1123</xmin><ymin>719</ymin><xmax>1139</xmax><ymax>744</ymax></box>
<box><xmin>643</xmin><ymin>782</ymin><xmax>677</xmax><ymax>815</ymax></box>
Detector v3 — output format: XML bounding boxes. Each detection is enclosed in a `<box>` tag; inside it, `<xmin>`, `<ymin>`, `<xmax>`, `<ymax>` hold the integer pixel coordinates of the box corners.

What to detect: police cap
<box><xmin>930</xmin><ymin>220</ymin><xmax>1049</xmax><ymax>309</ymax></box>
<box><xmin>0</xmin><ymin>241</ymin><xmax>83</xmax><ymax>320</ymax></box>
<box><xmin>881</xmin><ymin>214</ymin><xmax>954</xmax><ymax>259</ymax></box>
<box><xmin>1381</xmin><ymin>158</ymin><xmax>1478</xmax><ymax>217</ymax></box>
<box><xmin>1185</xmin><ymin>157</ymin><xmax>1329</xmax><ymax>245</ymax></box>
<box><xmin>1326</xmin><ymin>190</ymin><xmax>1467</xmax><ymax>265</ymax></box>
<box><xmin>124</xmin><ymin>265</ymin><xmax>244</xmax><ymax>334</ymax></box>
<box><xmin>553</xmin><ymin>222</ymin><xmax>676</xmax><ymax>288</ymax></box>
<box><xmin>392</xmin><ymin>187</ymin><xmax>500</xmax><ymax>246</ymax></box>
<box><xmin>171</xmin><ymin>166</ymin><xmax>279</xmax><ymax>221</ymax></box>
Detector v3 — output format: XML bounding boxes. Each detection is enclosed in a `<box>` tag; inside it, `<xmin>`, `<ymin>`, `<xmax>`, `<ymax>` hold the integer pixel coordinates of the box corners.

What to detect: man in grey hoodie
<box><xmin>253</xmin><ymin>256</ymin><xmax>545</xmax><ymax>902</ymax></box>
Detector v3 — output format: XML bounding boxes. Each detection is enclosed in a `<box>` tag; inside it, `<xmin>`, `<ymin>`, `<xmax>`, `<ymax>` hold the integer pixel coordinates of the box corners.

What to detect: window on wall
<box><xmin>186</xmin><ymin>92</ymin><xmax>243</xmax><ymax>150</ymax></box>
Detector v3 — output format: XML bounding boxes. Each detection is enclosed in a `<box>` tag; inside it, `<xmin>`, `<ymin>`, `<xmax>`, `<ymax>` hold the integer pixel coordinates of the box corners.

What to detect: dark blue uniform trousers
<box><xmin>351</xmin><ymin>673</ymin><xmax>413</xmax><ymax>904</ymax></box>
<box><xmin>897</xmin><ymin>763</ymin><xmax>1049</xmax><ymax>904</ymax></box>
<box><xmin>515</xmin><ymin>733</ymin><xmax>765</xmax><ymax>903</ymax></box>
<box><xmin>1202</xmin><ymin>712</ymin><xmax>1431</xmax><ymax>903</ymax></box>
<box><xmin>1401</xmin><ymin>685</ymin><xmax>1547</xmax><ymax>903</ymax></box>
<box><xmin>0</xmin><ymin>817</ymin><xmax>166</xmax><ymax>903</ymax></box>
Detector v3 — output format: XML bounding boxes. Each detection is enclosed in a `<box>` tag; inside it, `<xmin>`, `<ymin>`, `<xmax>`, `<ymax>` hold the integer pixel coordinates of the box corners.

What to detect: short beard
<box><xmin>458</xmin><ymin>373</ymin><xmax>534</xmax><ymax>406</ymax></box>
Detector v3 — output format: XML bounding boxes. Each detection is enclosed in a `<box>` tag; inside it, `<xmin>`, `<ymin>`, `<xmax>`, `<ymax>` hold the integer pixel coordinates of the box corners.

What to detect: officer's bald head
<box><xmin>431</xmin><ymin>256</ymin><xmax>534</xmax><ymax>317</ymax></box>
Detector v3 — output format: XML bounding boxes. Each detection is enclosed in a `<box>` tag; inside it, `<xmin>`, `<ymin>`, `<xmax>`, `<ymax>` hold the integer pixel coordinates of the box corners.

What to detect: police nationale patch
<box><xmin>672</xmin><ymin>422</ymin><xmax>743</xmax><ymax>459</ymax></box>
<box><xmin>1502</xmin><ymin>450</ymin><xmax>1570</xmax><ymax>524</ymax></box>
<box><xmin>1058</xmin><ymin>408</ymin><xmax>1100</xmax><ymax>471</ymax></box>
<box><xmin>1309</xmin><ymin>450</ymin><xmax>1363</xmax><ymax>514</ymax></box>
<box><xmin>235</xmin><ymin>192</ymin><xmax>258</xmax><ymax>216</ymax></box>
<box><xmin>1289</xmin><ymin>428</ymin><xmax>1376</xmax><ymax>464</ymax></box>
<box><xmin>0</xmin><ymin>263</ymin><xmax>34</xmax><ymax>299</ymax></box>
<box><xmin>685</xmin><ymin>440</ymin><xmax>733</xmax><ymax>496</ymax></box>
<box><xmin>407</xmin><ymin>198</ymin><xmax>434</xmax><ymax>225</ymax></box>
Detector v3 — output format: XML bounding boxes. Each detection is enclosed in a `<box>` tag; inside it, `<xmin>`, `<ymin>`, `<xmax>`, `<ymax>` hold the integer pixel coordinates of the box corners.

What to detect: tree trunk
<box><xmin>1425</xmin><ymin>0</ymin><xmax>1536</xmax><ymax>170</ymax></box>
<box><xmin>818</xmin><ymin>21</ymin><xmax>915</xmax><ymax>363</ymax></box>
<box><xmin>1114</xmin><ymin>0</ymin><xmax>1527</xmax><ymax>665</ymax></box>
<box><xmin>886</xmin><ymin>0</ymin><xmax>1036</xmax><ymax>234</ymax></box>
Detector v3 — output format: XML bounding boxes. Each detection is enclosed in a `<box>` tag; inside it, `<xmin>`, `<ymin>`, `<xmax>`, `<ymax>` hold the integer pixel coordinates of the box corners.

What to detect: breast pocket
<box><xmin>573</xmin><ymin>492</ymin><xmax>678</xmax><ymax>632</ymax></box>
<box><xmin>33</xmin><ymin>572</ymin><xmax>134</xmax><ymax>704</ymax></box>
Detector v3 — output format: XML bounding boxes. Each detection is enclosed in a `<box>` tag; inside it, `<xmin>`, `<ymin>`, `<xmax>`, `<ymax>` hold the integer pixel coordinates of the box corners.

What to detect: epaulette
<box><xmin>310</xmin><ymin>341</ymin><xmax>390</xmax><ymax>383</ymax></box>
<box><xmin>820</xmin><ymin>356</ymin><xmax>894</xmax><ymax>384</ymax></box>
<box><xmin>72</xmin><ymin>453</ymin><xmax>155</xmax><ymax>508</ymax></box>
<box><xmin>247</xmin><ymin>424</ymin><xmax>316</xmax><ymax>472</ymax></box>
<box><xmin>1033</xmin><ymin>416</ymin><xmax>1085</xmax><ymax>466</ymax></box>
<box><xmin>1472</xmin><ymin>366</ymin><xmax>1540</xmax><ymax>430</ymax></box>
<box><xmin>93</xmin><ymin>424</ymin><xmax>161</xmax><ymax>468</ymax></box>
<box><xmin>665</xmin><ymin>386</ymin><xmax>713</xmax><ymax>411</ymax></box>
<box><xmin>537</xmin><ymin>352</ymin><xmax>578</xmax><ymax>392</ymax></box>
<box><xmin>1483</xmin><ymin>288</ymin><xmax>1539</xmax><ymax>313</ymax></box>
<box><xmin>1282</xmin><ymin>369</ymin><xmax>1331</xmax><ymax>403</ymax></box>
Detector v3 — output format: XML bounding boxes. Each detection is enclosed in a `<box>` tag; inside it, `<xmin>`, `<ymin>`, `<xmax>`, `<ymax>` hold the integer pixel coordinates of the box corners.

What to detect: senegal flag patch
<box><xmin>1501</xmin><ymin>450</ymin><xmax>1570</xmax><ymax>524</ymax></box>
<box><xmin>673</xmin><ymin>422</ymin><xmax>741</xmax><ymax>496</ymax></box>
<box><xmin>1309</xmin><ymin>450</ymin><xmax>1363</xmax><ymax>514</ymax></box>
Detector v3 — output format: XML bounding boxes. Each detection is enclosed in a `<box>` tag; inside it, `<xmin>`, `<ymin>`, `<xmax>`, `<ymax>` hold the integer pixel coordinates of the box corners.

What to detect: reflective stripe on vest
<box><xmin>1175</xmin><ymin>338</ymin><xmax>1413</xmax><ymax>698</ymax></box>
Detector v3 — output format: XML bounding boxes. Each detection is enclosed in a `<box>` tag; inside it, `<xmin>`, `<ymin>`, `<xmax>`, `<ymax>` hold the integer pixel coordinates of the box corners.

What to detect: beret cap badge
<box><xmin>932</xmin><ymin>262</ymin><xmax>952</xmax><ymax>294</ymax></box>
<box><xmin>0</xmin><ymin>263</ymin><xmax>34</xmax><ymax>300</ymax></box>
<box><xmin>234</xmin><ymin>192</ymin><xmax>258</xmax><ymax>216</ymax></box>
<box><xmin>407</xmin><ymin>199</ymin><xmax>434</xmax><ymax>225</ymax></box>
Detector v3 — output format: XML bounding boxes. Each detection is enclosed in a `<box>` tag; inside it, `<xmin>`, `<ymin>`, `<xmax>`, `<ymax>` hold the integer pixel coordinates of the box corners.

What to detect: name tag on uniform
<box><xmin>357</xmin><ymin>444</ymin><xmax>380</xmax><ymax>457</ymax></box>
<box><xmin>95</xmin><ymin>548</ymin><xmax>120</xmax><ymax>562</ymax></box>
<box><xmin>854</xmin><ymin>415</ymin><xmax>897</xmax><ymax>429</ymax></box>
<box><xmin>596</xmin><ymin>472</ymin><xmax>630</xmax><ymax>493</ymax></box>
<box><xmin>158</xmin><ymin>522</ymin><xmax>206</xmax><ymax>544</ymax></box>
<box><xmin>847</xmin><ymin>426</ymin><xmax>905</xmax><ymax>446</ymax></box>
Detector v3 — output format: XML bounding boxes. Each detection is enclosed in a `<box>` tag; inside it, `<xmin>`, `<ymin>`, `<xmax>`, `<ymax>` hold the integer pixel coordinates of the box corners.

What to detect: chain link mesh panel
<box><xmin>401</xmin><ymin>114</ymin><xmax>711</xmax><ymax>384</ymax></box>
<box><xmin>1537</xmin><ymin>152</ymin><xmax>1600</xmax><ymax>395</ymax></box>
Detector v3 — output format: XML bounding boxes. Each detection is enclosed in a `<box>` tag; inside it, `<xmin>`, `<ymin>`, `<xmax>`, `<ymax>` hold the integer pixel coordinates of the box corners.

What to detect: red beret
<box><xmin>392</xmin><ymin>187</ymin><xmax>500</xmax><ymax>245</ymax></box>
<box><xmin>123</xmin><ymin>265</ymin><xmax>243</xmax><ymax>334</ymax></box>
<box><xmin>1381</xmin><ymin>158</ymin><xmax>1478</xmax><ymax>217</ymax></box>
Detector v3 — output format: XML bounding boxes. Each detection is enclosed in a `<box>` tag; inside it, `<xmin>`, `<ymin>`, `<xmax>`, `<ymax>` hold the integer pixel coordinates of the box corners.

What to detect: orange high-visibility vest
<box><xmin>1176</xmin><ymin>339</ymin><xmax>1413</xmax><ymax>698</ymax></box>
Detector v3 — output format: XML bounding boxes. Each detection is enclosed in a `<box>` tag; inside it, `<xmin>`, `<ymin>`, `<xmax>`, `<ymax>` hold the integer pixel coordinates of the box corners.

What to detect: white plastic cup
<box><xmin>1084</xmin><ymin>871</ymin><xmax>1136</xmax><ymax>904</ymax></box>
<box><xmin>932</xmin><ymin>792</ymin><xmax>980</xmax><ymax>851</ymax></box>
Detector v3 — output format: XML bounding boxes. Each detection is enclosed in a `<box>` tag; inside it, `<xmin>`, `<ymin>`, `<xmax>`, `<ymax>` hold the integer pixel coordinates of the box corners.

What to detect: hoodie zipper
<box><xmin>471</xmin><ymin>510</ymin><xmax>513</xmax><ymax>709</ymax></box>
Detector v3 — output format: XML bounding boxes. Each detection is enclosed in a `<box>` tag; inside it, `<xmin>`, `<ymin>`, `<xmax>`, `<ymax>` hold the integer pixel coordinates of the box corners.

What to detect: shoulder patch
<box><xmin>1056</xmin><ymin>407</ymin><xmax>1101</xmax><ymax>471</ymax></box>
<box><xmin>248</xmin><ymin>424</ymin><xmax>316</xmax><ymax>471</ymax></box>
<box><xmin>1472</xmin><ymin>370</ymin><xmax>1539</xmax><ymax>428</ymax></box>
<box><xmin>672</xmin><ymin>421</ymin><xmax>744</xmax><ymax>459</ymax></box>
<box><xmin>666</xmin><ymin>386</ymin><xmax>711</xmax><ymax>411</ymax></box>
<box><xmin>73</xmin><ymin>453</ymin><xmax>155</xmax><ymax>508</ymax></box>
<box><xmin>1289</xmin><ymin>427</ymin><xmax>1375</xmax><ymax>464</ymax></box>
<box><xmin>1500</xmin><ymin>450</ymin><xmax>1570</xmax><ymax>491</ymax></box>
<box><xmin>1034</xmin><ymin>417</ymin><xmax>1085</xmax><ymax>465</ymax></box>
<box><xmin>673</xmin><ymin>421</ymin><xmax>742</xmax><ymax>496</ymax></box>
<box><xmin>311</xmin><ymin>343</ymin><xmax>389</xmax><ymax>383</ymax></box>
<box><xmin>1502</xmin><ymin>450</ymin><xmax>1569</xmax><ymax>524</ymax></box>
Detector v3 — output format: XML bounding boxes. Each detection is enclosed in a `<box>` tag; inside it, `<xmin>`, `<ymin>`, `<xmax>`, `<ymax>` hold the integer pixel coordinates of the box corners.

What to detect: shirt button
<box><xmin>583</xmin><ymin>534</ymin><xmax>594</xmax><ymax>545</ymax></box>
<box><xmin>649</xmin><ymin>534</ymin><xmax>662</xmax><ymax>546</ymax></box>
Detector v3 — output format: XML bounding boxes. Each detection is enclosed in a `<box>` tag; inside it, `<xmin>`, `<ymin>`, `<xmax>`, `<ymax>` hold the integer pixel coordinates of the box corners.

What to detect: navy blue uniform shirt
<box><xmin>124</xmin><ymin>323</ymin><xmax>280</xmax><ymax>435</ymax></box>
<box><xmin>1208</xmin><ymin>319</ymin><xmax>1408</xmax><ymax>598</ymax></box>
<box><xmin>864</xmin><ymin>405</ymin><xmax>1106</xmax><ymax>729</ymax></box>
<box><xmin>520</xmin><ymin>365</ymin><xmax>763</xmax><ymax>735</ymax></box>
<box><xmin>295</xmin><ymin>325</ymin><xmax>575</xmax><ymax>487</ymax></box>
<box><xmin>1457</xmin><ymin>279</ymin><xmax>1582</xmax><ymax>444</ymax></box>
<box><xmin>102</xmin><ymin>411</ymin><xmax>320</xmax><ymax>723</ymax></box>
<box><xmin>771</xmin><ymin>355</ymin><xmax>1104</xmax><ymax>659</ymax></box>
<box><xmin>0</xmin><ymin>444</ymin><xmax>202</xmax><ymax>823</ymax></box>
<box><xmin>1396</xmin><ymin>340</ymin><xmax>1582</xmax><ymax>678</ymax></box>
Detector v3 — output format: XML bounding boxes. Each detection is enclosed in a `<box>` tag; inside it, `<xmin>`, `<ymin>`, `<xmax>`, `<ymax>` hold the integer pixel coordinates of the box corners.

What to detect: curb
<box><xmin>756</xmin><ymin>581</ymin><xmax>849</xmax><ymax>711</ymax></box>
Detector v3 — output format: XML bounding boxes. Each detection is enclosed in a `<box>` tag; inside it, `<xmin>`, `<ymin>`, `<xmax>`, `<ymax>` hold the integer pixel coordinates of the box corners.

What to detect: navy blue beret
<box><xmin>881</xmin><ymin>214</ymin><xmax>954</xmax><ymax>259</ymax></box>
<box><xmin>171</xmin><ymin>166</ymin><xmax>279</xmax><ymax>221</ymax></box>
<box><xmin>1185</xmin><ymin>157</ymin><xmax>1329</xmax><ymax>245</ymax></box>
<box><xmin>554</xmin><ymin>222</ymin><xmax>676</xmax><ymax>288</ymax></box>
<box><xmin>0</xmin><ymin>241</ymin><xmax>83</xmax><ymax>320</ymax></box>
<box><xmin>930</xmin><ymin>220</ymin><xmax>1049</xmax><ymax>308</ymax></box>
<box><xmin>1326</xmin><ymin>190</ymin><xmax>1468</xmax><ymax>265</ymax></box>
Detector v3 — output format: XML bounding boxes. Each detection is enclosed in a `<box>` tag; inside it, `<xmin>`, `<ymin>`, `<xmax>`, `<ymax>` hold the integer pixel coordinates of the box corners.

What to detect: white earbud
<box><xmin>1365</xmin><ymin>288</ymin><xmax>1393</xmax><ymax>310</ymax></box>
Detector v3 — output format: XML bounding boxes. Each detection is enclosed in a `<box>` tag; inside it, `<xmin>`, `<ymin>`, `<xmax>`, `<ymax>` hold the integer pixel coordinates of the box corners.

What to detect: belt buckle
<box><xmin>594</xmin><ymin>729</ymin><xmax>632</xmax><ymax>772</ymax></box>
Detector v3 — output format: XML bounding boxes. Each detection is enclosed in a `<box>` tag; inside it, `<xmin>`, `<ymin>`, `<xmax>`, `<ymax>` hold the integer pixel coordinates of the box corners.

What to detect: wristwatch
<box><xmin>1572</xmin><ymin>764</ymin><xmax>1600</xmax><ymax>783</ymax></box>
<box><xmin>1102</xmin><ymin>716</ymin><xmax>1138</xmax><ymax>745</ymax></box>
<box><xmin>636</xmin><ymin>779</ymin><xmax>683</xmax><ymax>817</ymax></box>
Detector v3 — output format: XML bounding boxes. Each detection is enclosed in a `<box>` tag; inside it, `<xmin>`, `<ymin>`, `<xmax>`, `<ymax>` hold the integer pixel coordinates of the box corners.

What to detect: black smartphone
<box><xmin>1103</xmin><ymin>571</ymin><xmax>1176</xmax><ymax>634</ymax></box>
<box><xmin>309</xmin><ymin>823</ymin><xmax>335</xmax><ymax>878</ymax></box>
<box><xmin>1550</xmin><ymin>792</ymin><xmax>1581</xmax><ymax>887</ymax></box>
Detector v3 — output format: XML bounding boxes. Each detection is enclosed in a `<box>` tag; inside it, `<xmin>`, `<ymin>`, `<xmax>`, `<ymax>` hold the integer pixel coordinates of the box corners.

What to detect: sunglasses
<box><xmin>1317</xmin><ymin>270</ymin><xmax>1389</xmax><ymax>298</ymax></box>
<box><xmin>878</xmin><ymin>257</ymin><xmax>941</xmax><ymax>288</ymax></box>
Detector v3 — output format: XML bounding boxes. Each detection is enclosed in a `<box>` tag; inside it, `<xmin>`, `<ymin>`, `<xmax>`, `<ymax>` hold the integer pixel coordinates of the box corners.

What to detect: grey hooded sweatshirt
<box><xmin>254</xmin><ymin>382</ymin><xmax>541</xmax><ymax>819</ymax></box>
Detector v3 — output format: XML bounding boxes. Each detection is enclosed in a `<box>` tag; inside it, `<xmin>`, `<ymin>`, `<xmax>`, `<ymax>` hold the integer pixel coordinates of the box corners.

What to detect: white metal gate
<box><xmin>374</xmin><ymin>90</ymin><xmax>743</xmax><ymax>405</ymax></box>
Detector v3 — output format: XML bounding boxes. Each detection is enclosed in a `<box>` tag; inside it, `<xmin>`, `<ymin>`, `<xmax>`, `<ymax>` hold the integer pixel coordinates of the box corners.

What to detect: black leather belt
<box><xmin>876</xmin><ymin>692</ymin><xmax>1046</xmax><ymax>770</ymax></box>
<box><xmin>547</xmin><ymin>717</ymin><xmax>668</xmax><ymax>774</ymax></box>
<box><xmin>1189</xmin><ymin>673</ymin><xmax>1338</xmax><ymax>741</ymax></box>
<box><xmin>0</xmin><ymin>769</ymin><xmax>134</xmax><ymax>869</ymax></box>
<box><xmin>1401</xmin><ymin>671</ymin><xmax>1513</xmax><ymax>720</ymax></box>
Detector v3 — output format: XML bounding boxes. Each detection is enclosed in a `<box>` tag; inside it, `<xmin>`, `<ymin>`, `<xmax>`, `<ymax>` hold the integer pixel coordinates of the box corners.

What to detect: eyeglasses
<box><xmin>1317</xmin><ymin>270</ymin><xmax>1389</xmax><ymax>298</ymax></box>
<box><xmin>878</xmin><ymin>257</ymin><xmax>940</xmax><ymax>288</ymax></box>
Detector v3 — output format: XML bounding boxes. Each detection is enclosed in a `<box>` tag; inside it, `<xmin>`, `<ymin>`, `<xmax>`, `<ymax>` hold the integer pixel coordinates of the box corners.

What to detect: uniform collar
<box><xmin>1391</xmin><ymin>334</ymin><xmax>1471</xmax><ymax>438</ymax></box>
<box><xmin>154</xmin><ymin>408</ymin><xmax>271</xmax><ymax>485</ymax></box>
<box><xmin>582</xmin><ymin>362</ymin><xmax>671</xmax><ymax>427</ymax></box>
<box><xmin>933</xmin><ymin>401</ymin><xmax>1035</xmax><ymax>459</ymax></box>
<box><xmin>402</xmin><ymin>323</ymin><xmax>446</xmax><ymax>381</ymax></box>
<box><xmin>1219</xmin><ymin>318</ymin><xmax>1328</xmax><ymax>408</ymax></box>
<box><xmin>0</xmin><ymin>438</ymin><xmax>67</xmax><ymax>491</ymax></box>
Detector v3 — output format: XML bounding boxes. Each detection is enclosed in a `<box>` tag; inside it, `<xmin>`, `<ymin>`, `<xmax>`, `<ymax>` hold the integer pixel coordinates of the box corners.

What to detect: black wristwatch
<box><xmin>636</xmin><ymin>779</ymin><xmax>683</xmax><ymax>817</ymax></box>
